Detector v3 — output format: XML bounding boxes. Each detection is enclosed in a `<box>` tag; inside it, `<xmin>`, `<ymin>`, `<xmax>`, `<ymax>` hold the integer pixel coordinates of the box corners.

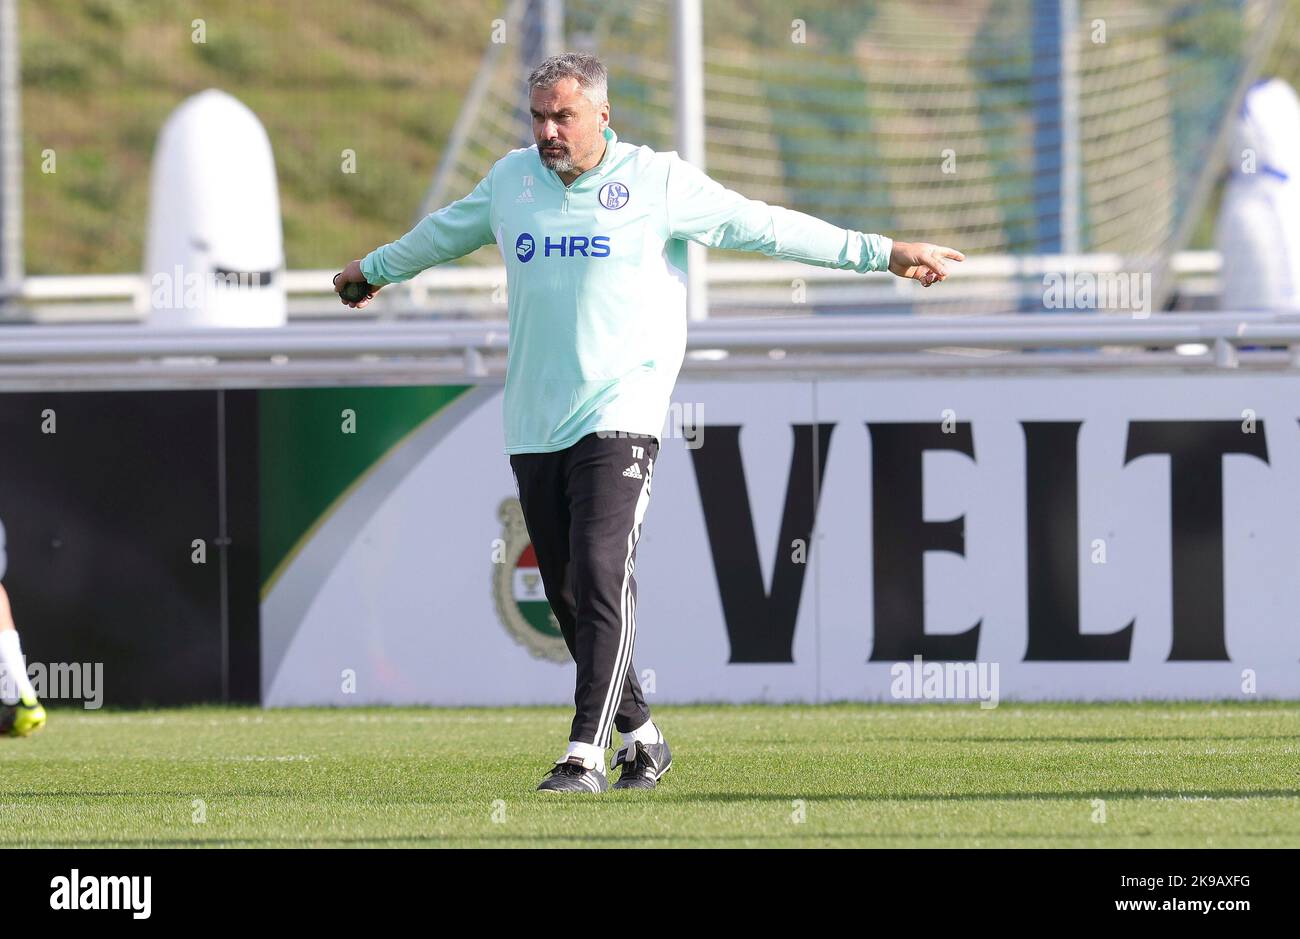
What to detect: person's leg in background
<box><xmin>0</xmin><ymin>523</ymin><xmax>47</xmax><ymax>736</ymax></box>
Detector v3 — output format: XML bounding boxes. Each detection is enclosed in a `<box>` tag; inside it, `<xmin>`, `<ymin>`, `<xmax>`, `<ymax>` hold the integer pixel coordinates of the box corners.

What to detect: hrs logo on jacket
<box><xmin>514</xmin><ymin>231</ymin><xmax>610</xmax><ymax>262</ymax></box>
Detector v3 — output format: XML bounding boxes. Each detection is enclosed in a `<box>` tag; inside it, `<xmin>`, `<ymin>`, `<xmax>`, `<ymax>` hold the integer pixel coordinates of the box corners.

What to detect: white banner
<box><xmin>262</xmin><ymin>373</ymin><xmax>1300</xmax><ymax>706</ymax></box>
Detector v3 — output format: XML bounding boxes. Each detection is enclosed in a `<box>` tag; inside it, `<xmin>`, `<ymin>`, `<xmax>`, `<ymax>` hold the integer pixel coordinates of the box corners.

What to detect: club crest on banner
<box><xmin>493</xmin><ymin>498</ymin><xmax>569</xmax><ymax>662</ymax></box>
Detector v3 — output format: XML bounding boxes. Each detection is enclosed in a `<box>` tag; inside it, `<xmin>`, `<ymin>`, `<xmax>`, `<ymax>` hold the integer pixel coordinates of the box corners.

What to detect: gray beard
<box><xmin>540</xmin><ymin>147</ymin><xmax>576</xmax><ymax>173</ymax></box>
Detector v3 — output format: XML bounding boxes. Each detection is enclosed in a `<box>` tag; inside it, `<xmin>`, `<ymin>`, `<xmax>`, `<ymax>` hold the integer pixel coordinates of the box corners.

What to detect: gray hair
<box><xmin>527</xmin><ymin>52</ymin><xmax>608</xmax><ymax>107</ymax></box>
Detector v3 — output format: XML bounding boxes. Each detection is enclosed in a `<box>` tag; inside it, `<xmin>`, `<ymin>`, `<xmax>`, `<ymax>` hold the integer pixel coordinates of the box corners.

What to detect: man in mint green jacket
<box><xmin>335</xmin><ymin>52</ymin><xmax>963</xmax><ymax>793</ymax></box>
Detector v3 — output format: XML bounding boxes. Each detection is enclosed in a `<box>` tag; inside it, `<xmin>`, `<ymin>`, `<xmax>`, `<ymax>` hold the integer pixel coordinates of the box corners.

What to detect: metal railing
<box><xmin>1</xmin><ymin>310</ymin><xmax>1298</xmax><ymax>391</ymax></box>
<box><xmin>2</xmin><ymin>251</ymin><xmax>1231</xmax><ymax>324</ymax></box>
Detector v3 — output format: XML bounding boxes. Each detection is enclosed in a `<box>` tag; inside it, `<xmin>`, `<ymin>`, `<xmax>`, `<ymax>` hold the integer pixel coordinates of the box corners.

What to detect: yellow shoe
<box><xmin>1</xmin><ymin>698</ymin><xmax>46</xmax><ymax>737</ymax></box>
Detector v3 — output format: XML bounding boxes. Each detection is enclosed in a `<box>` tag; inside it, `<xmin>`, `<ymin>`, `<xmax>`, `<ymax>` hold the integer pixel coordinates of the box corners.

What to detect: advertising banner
<box><xmin>259</xmin><ymin>373</ymin><xmax>1300</xmax><ymax>706</ymax></box>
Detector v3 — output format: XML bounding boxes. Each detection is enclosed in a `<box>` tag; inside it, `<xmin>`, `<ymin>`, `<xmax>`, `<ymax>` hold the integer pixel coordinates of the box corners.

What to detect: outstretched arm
<box><xmin>335</xmin><ymin>170</ymin><xmax>496</xmax><ymax>309</ymax></box>
<box><xmin>664</xmin><ymin>154</ymin><xmax>963</xmax><ymax>283</ymax></box>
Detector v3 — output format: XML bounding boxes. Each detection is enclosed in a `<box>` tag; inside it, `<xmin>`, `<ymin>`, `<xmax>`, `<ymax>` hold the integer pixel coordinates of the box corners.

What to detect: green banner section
<box><xmin>259</xmin><ymin>385</ymin><xmax>473</xmax><ymax>590</ymax></box>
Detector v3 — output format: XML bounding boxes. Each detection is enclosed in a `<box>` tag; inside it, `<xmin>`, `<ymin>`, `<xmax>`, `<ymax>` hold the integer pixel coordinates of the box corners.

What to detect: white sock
<box><xmin>563</xmin><ymin>740</ymin><xmax>606</xmax><ymax>772</ymax></box>
<box><xmin>622</xmin><ymin>718</ymin><xmax>662</xmax><ymax>748</ymax></box>
<box><xmin>0</xmin><ymin>630</ymin><xmax>37</xmax><ymax>705</ymax></box>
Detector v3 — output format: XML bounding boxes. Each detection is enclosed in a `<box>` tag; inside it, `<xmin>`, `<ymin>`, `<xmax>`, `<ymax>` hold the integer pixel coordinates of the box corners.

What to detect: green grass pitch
<box><xmin>1</xmin><ymin>702</ymin><xmax>1296</xmax><ymax>848</ymax></box>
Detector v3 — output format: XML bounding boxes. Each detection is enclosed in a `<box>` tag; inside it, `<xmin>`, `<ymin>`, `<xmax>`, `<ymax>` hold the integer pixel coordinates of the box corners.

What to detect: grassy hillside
<box><xmin>18</xmin><ymin>0</ymin><xmax>494</xmax><ymax>274</ymax></box>
<box><xmin>16</xmin><ymin>0</ymin><xmax>1300</xmax><ymax>273</ymax></box>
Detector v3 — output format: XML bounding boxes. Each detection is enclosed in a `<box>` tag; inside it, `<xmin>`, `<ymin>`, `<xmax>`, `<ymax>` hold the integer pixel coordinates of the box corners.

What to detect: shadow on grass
<box><xmin>9</xmin><ymin>787</ymin><xmax>1298</xmax><ymax>806</ymax></box>
<box><xmin>4</xmin><ymin>789</ymin><xmax>307</xmax><ymax>800</ymax></box>
<box><xmin>5</xmin><ymin>830</ymin><xmax>1295</xmax><ymax>848</ymax></box>
<box><xmin>639</xmin><ymin>789</ymin><xmax>1300</xmax><ymax>804</ymax></box>
<box><xmin>857</xmin><ymin>735</ymin><xmax>1297</xmax><ymax>745</ymax></box>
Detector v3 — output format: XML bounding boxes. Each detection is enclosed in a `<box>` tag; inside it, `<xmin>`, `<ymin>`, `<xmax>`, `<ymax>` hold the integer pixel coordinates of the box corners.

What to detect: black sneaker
<box><xmin>611</xmin><ymin>738</ymin><xmax>672</xmax><ymax>790</ymax></box>
<box><xmin>537</xmin><ymin>756</ymin><xmax>608</xmax><ymax>793</ymax></box>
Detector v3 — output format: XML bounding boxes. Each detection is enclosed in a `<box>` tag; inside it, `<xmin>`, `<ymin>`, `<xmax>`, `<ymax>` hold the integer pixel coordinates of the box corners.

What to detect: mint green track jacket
<box><xmin>361</xmin><ymin>127</ymin><xmax>893</xmax><ymax>454</ymax></box>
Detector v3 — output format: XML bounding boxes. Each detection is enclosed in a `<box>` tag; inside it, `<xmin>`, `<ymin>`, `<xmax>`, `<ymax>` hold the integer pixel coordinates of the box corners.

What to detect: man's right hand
<box><xmin>334</xmin><ymin>259</ymin><xmax>383</xmax><ymax>309</ymax></box>
<box><xmin>887</xmin><ymin>241</ymin><xmax>965</xmax><ymax>287</ymax></box>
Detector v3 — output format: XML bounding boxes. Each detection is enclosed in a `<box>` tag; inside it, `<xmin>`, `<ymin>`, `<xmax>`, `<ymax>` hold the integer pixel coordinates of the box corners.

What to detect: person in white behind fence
<box><xmin>1216</xmin><ymin>77</ymin><xmax>1300</xmax><ymax>313</ymax></box>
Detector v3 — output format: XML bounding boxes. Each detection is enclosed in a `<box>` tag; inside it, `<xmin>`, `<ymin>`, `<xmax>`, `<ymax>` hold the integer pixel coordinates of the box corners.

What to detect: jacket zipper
<box><xmin>562</xmin><ymin>188</ymin><xmax>570</xmax><ymax>214</ymax></box>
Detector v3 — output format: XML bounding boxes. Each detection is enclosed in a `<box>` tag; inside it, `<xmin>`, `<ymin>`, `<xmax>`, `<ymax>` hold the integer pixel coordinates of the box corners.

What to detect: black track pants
<box><xmin>509</xmin><ymin>431</ymin><xmax>658</xmax><ymax>748</ymax></box>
